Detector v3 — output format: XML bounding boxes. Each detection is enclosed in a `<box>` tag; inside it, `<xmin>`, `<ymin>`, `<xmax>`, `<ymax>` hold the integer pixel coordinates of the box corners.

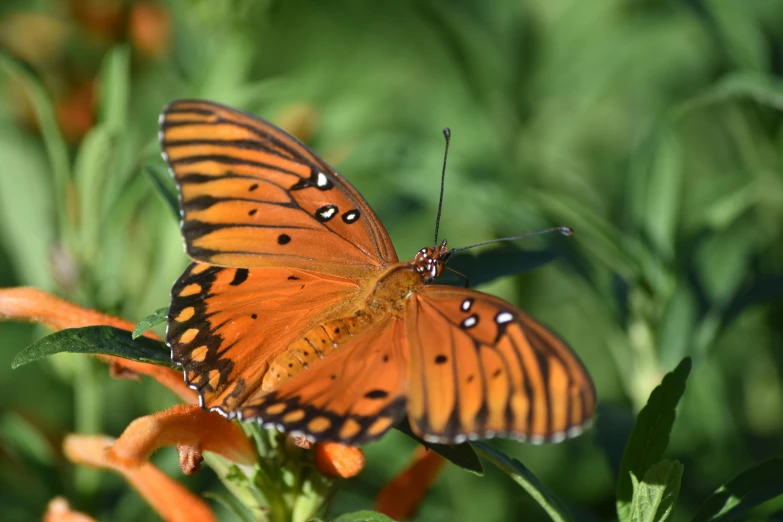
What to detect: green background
<box><xmin>1</xmin><ymin>0</ymin><xmax>782</xmax><ymax>520</ymax></box>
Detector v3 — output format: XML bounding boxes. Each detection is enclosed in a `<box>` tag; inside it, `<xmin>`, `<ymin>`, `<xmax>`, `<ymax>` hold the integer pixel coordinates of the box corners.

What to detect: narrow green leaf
<box><xmin>692</xmin><ymin>458</ymin><xmax>783</xmax><ymax>522</ymax></box>
<box><xmin>145</xmin><ymin>165</ymin><xmax>181</xmax><ymax>219</ymax></box>
<box><xmin>472</xmin><ymin>441</ymin><xmax>573</xmax><ymax>522</ymax></box>
<box><xmin>98</xmin><ymin>46</ymin><xmax>130</xmax><ymax>132</ymax></box>
<box><xmin>0</xmin><ymin>51</ymin><xmax>70</xmax><ymax>216</ymax></box>
<box><xmin>642</xmin><ymin>129</ymin><xmax>683</xmax><ymax>261</ymax></box>
<box><xmin>674</xmin><ymin>72</ymin><xmax>783</xmax><ymax>119</ymax></box>
<box><xmin>332</xmin><ymin>511</ymin><xmax>396</xmax><ymax>522</ymax></box>
<box><xmin>395</xmin><ymin>419</ymin><xmax>483</xmax><ymax>476</ymax></box>
<box><xmin>11</xmin><ymin>326</ymin><xmax>174</xmax><ymax>369</ymax></box>
<box><xmin>133</xmin><ymin>307</ymin><xmax>169</xmax><ymax>339</ymax></box>
<box><xmin>617</xmin><ymin>358</ymin><xmax>692</xmax><ymax>521</ymax></box>
<box><xmin>629</xmin><ymin>460</ymin><xmax>684</xmax><ymax>522</ymax></box>
<box><xmin>73</xmin><ymin>127</ymin><xmax>113</xmax><ymax>260</ymax></box>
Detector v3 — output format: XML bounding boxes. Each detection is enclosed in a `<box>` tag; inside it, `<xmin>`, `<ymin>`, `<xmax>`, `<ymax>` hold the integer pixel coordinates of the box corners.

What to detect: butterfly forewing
<box><xmin>168</xmin><ymin>262</ymin><xmax>362</xmax><ymax>413</ymax></box>
<box><xmin>406</xmin><ymin>286</ymin><xmax>595</xmax><ymax>444</ymax></box>
<box><xmin>159</xmin><ymin>100</ymin><xmax>397</xmax><ymax>272</ymax></box>
<box><xmin>237</xmin><ymin>317</ymin><xmax>409</xmax><ymax>444</ymax></box>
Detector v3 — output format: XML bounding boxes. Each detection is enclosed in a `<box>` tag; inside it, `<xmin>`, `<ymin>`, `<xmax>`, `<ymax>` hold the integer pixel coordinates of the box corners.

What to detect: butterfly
<box><xmin>161</xmin><ymin>100</ymin><xmax>596</xmax><ymax>445</ymax></box>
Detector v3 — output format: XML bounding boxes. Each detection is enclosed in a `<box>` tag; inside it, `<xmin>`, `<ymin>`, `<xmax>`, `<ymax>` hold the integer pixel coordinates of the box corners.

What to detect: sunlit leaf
<box><xmin>133</xmin><ymin>307</ymin><xmax>168</xmax><ymax>339</ymax></box>
<box><xmin>628</xmin><ymin>460</ymin><xmax>683</xmax><ymax>522</ymax></box>
<box><xmin>692</xmin><ymin>458</ymin><xmax>783</xmax><ymax>522</ymax></box>
<box><xmin>617</xmin><ymin>358</ymin><xmax>692</xmax><ymax>521</ymax></box>
<box><xmin>472</xmin><ymin>441</ymin><xmax>573</xmax><ymax>522</ymax></box>
<box><xmin>11</xmin><ymin>326</ymin><xmax>174</xmax><ymax>369</ymax></box>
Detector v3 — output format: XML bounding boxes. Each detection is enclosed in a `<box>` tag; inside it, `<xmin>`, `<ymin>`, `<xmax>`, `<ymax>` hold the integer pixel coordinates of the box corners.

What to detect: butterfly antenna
<box><xmin>433</xmin><ymin>128</ymin><xmax>451</xmax><ymax>248</ymax></box>
<box><xmin>448</xmin><ymin>226</ymin><xmax>574</xmax><ymax>254</ymax></box>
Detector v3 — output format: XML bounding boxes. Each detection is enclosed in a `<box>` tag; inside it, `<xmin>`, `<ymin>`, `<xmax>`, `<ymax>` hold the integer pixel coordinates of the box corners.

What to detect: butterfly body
<box><xmin>162</xmin><ymin>100</ymin><xmax>596</xmax><ymax>445</ymax></box>
<box><xmin>263</xmin><ymin>249</ymin><xmax>445</xmax><ymax>392</ymax></box>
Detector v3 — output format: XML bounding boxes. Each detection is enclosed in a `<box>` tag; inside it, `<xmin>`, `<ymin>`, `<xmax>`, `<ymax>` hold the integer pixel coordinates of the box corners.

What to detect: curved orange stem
<box><xmin>0</xmin><ymin>287</ymin><xmax>196</xmax><ymax>403</ymax></box>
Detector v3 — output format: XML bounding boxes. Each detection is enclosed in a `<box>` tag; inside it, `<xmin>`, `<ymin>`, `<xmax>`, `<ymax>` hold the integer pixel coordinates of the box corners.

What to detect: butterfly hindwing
<box><xmin>160</xmin><ymin>99</ymin><xmax>397</xmax><ymax>272</ymax></box>
<box><xmin>406</xmin><ymin>286</ymin><xmax>596</xmax><ymax>444</ymax></box>
<box><xmin>237</xmin><ymin>317</ymin><xmax>409</xmax><ymax>444</ymax></box>
<box><xmin>167</xmin><ymin>262</ymin><xmax>362</xmax><ymax>413</ymax></box>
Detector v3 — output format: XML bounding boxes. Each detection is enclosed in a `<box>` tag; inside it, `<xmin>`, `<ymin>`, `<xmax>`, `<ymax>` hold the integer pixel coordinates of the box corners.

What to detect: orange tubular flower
<box><xmin>376</xmin><ymin>446</ymin><xmax>447</xmax><ymax>520</ymax></box>
<box><xmin>44</xmin><ymin>497</ymin><xmax>97</xmax><ymax>522</ymax></box>
<box><xmin>1</xmin><ymin>286</ymin><xmax>387</xmax><ymax>520</ymax></box>
<box><xmin>64</xmin><ymin>435</ymin><xmax>217</xmax><ymax>522</ymax></box>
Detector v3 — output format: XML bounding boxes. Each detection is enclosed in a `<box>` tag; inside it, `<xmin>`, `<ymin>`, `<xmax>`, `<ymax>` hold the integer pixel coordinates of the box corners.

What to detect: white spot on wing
<box><xmin>316</xmin><ymin>172</ymin><xmax>328</xmax><ymax>187</ymax></box>
<box><xmin>461</xmin><ymin>298</ymin><xmax>473</xmax><ymax>312</ymax></box>
<box><xmin>550</xmin><ymin>431</ymin><xmax>566</xmax><ymax>444</ymax></box>
<box><xmin>461</xmin><ymin>315</ymin><xmax>478</xmax><ymax>329</ymax></box>
<box><xmin>496</xmin><ymin>312</ymin><xmax>513</xmax><ymax>324</ymax></box>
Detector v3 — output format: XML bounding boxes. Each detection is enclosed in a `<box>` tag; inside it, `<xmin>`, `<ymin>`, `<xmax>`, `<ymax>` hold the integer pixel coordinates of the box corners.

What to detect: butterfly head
<box><xmin>414</xmin><ymin>239</ymin><xmax>451</xmax><ymax>280</ymax></box>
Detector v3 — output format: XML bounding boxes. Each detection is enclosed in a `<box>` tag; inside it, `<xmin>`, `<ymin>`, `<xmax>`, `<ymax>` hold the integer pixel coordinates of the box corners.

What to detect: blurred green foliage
<box><xmin>1</xmin><ymin>0</ymin><xmax>782</xmax><ymax>520</ymax></box>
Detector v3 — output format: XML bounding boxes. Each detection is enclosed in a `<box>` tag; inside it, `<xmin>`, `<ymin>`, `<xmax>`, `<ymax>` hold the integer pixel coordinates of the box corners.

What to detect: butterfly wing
<box><xmin>167</xmin><ymin>262</ymin><xmax>363</xmax><ymax>413</ymax></box>
<box><xmin>406</xmin><ymin>285</ymin><xmax>596</xmax><ymax>444</ymax></box>
<box><xmin>237</xmin><ymin>317</ymin><xmax>409</xmax><ymax>444</ymax></box>
<box><xmin>159</xmin><ymin>99</ymin><xmax>397</xmax><ymax>272</ymax></box>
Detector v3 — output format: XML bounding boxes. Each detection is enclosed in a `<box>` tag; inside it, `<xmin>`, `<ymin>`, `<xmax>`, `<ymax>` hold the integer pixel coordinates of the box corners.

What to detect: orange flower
<box><xmin>0</xmin><ymin>287</ymin><xmax>377</xmax><ymax>520</ymax></box>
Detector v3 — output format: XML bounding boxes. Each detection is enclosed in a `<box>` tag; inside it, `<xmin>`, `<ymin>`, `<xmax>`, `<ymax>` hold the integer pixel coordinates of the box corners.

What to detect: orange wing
<box><xmin>236</xmin><ymin>317</ymin><xmax>409</xmax><ymax>444</ymax></box>
<box><xmin>159</xmin><ymin>99</ymin><xmax>397</xmax><ymax>273</ymax></box>
<box><xmin>167</xmin><ymin>262</ymin><xmax>362</xmax><ymax>413</ymax></box>
<box><xmin>405</xmin><ymin>286</ymin><xmax>595</xmax><ymax>444</ymax></box>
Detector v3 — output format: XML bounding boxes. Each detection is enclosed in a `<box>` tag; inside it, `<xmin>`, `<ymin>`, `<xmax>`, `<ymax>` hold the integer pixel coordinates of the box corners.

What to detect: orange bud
<box><xmin>313</xmin><ymin>442</ymin><xmax>366</xmax><ymax>478</ymax></box>
<box><xmin>129</xmin><ymin>2</ymin><xmax>171</xmax><ymax>59</ymax></box>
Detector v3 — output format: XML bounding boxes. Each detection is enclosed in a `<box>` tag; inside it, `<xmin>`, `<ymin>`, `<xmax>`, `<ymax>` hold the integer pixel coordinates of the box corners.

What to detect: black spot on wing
<box><xmin>229</xmin><ymin>268</ymin><xmax>249</xmax><ymax>286</ymax></box>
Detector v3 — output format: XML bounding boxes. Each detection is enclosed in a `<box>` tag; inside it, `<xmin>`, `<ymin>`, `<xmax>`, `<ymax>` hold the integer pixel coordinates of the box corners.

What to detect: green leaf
<box><xmin>331</xmin><ymin>511</ymin><xmax>396</xmax><ymax>522</ymax></box>
<box><xmin>617</xmin><ymin>358</ymin><xmax>692</xmax><ymax>521</ymax></box>
<box><xmin>0</xmin><ymin>51</ymin><xmax>70</xmax><ymax>223</ymax></box>
<box><xmin>144</xmin><ymin>165</ymin><xmax>181</xmax><ymax>219</ymax></box>
<box><xmin>395</xmin><ymin>419</ymin><xmax>483</xmax><ymax>476</ymax></box>
<box><xmin>675</xmin><ymin>72</ymin><xmax>783</xmax><ymax>118</ymax></box>
<box><xmin>11</xmin><ymin>326</ymin><xmax>175</xmax><ymax>369</ymax></box>
<box><xmin>628</xmin><ymin>460</ymin><xmax>684</xmax><ymax>522</ymax></box>
<box><xmin>73</xmin><ymin>126</ymin><xmax>114</xmax><ymax>260</ymax></box>
<box><xmin>472</xmin><ymin>441</ymin><xmax>573</xmax><ymax>522</ymax></box>
<box><xmin>692</xmin><ymin>458</ymin><xmax>783</xmax><ymax>522</ymax></box>
<box><xmin>98</xmin><ymin>46</ymin><xmax>130</xmax><ymax>133</ymax></box>
<box><xmin>133</xmin><ymin>307</ymin><xmax>169</xmax><ymax>339</ymax></box>
<box><xmin>641</xmin><ymin>129</ymin><xmax>683</xmax><ymax>261</ymax></box>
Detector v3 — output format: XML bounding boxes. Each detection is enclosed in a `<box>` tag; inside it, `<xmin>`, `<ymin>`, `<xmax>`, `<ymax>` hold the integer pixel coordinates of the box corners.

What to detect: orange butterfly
<box><xmin>161</xmin><ymin>100</ymin><xmax>596</xmax><ymax>445</ymax></box>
